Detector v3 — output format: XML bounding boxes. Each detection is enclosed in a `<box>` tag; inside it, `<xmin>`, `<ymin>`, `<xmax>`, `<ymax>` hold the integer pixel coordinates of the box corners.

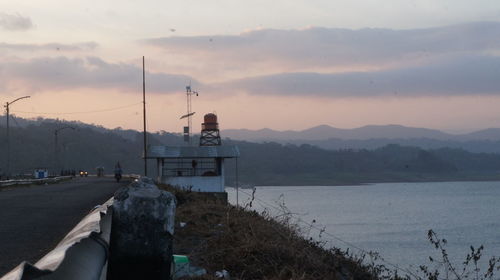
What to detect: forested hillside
<box><xmin>225</xmin><ymin>141</ymin><xmax>500</xmax><ymax>185</ymax></box>
<box><xmin>2</xmin><ymin>118</ymin><xmax>500</xmax><ymax>185</ymax></box>
<box><xmin>0</xmin><ymin>118</ymin><xmax>181</xmax><ymax>177</ymax></box>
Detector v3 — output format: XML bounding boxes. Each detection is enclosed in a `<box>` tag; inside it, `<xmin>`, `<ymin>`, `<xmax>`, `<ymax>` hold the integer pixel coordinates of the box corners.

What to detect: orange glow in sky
<box><xmin>2</xmin><ymin>1</ymin><xmax>500</xmax><ymax>133</ymax></box>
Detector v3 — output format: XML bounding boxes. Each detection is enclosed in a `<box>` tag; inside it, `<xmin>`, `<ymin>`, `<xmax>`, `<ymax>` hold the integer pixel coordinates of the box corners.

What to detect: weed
<box><xmin>419</xmin><ymin>230</ymin><xmax>500</xmax><ymax>280</ymax></box>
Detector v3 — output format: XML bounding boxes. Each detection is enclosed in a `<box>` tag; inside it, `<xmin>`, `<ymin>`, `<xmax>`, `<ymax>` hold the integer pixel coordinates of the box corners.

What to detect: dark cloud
<box><xmin>144</xmin><ymin>22</ymin><xmax>500</xmax><ymax>69</ymax></box>
<box><xmin>0</xmin><ymin>13</ymin><xmax>33</xmax><ymax>31</ymax></box>
<box><xmin>1</xmin><ymin>56</ymin><xmax>198</xmax><ymax>93</ymax></box>
<box><xmin>220</xmin><ymin>55</ymin><xmax>500</xmax><ymax>97</ymax></box>
<box><xmin>0</xmin><ymin>42</ymin><xmax>98</xmax><ymax>51</ymax></box>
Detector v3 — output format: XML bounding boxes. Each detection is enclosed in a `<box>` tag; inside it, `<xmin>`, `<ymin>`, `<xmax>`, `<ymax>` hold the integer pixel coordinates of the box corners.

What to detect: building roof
<box><xmin>146</xmin><ymin>145</ymin><xmax>240</xmax><ymax>159</ymax></box>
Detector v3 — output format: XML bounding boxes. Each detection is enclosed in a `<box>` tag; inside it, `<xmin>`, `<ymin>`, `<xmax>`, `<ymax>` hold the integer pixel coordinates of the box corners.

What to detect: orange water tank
<box><xmin>202</xmin><ymin>113</ymin><xmax>219</xmax><ymax>131</ymax></box>
<box><xmin>204</xmin><ymin>113</ymin><xmax>217</xmax><ymax>123</ymax></box>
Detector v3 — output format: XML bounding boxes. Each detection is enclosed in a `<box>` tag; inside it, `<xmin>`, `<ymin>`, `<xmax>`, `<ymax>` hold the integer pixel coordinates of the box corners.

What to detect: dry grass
<box><xmin>159</xmin><ymin>185</ymin><xmax>380</xmax><ymax>280</ymax></box>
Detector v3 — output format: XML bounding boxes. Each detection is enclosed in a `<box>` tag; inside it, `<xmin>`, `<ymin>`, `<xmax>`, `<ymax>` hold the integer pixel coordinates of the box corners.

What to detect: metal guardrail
<box><xmin>1</xmin><ymin>198</ymin><xmax>113</xmax><ymax>280</ymax></box>
<box><xmin>0</xmin><ymin>177</ymin><xmax>177</xmax><ymax>280</ymax></box>
<box><xmin>0</xmin><ymin>176</ymin><xmax>73</xmax><ymax>188</ymax></box>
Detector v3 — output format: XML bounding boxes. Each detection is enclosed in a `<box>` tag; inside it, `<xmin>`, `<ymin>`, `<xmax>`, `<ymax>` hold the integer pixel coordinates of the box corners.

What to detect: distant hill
<box><xmin>223</xmin><ymin>124</ymin><xmax>500</xmax><ymax>141</ymax></box>
<box><xmin>3</xmin><ymin>117</ymin><xmax>500</xmax><ymax>185</ymax></box>
<box><xmin>222</xmin><ymin>125</ymin><xmax>500</xmax><ymax>154</ymax></box>
<box><xmin>0</xmin><ymin>117</ymin><xmax>183</xmax><ymax>177</ymax></box>
<box><xmin>223</xmin><ymin>124</ymin><xmax>456</xmax><ymax>141</ymax></box>
<box><xmin>460</xmin><ymin>128</ymin><xmax>500</xmax><ymax>141</ymax></box>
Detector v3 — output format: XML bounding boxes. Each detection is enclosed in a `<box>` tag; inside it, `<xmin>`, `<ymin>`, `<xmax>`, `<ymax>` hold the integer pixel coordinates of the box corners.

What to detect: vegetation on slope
<box><xmin>162</xmin><ymin>184</ymin><xmax>380</xmax><ymax>280</ymax></box>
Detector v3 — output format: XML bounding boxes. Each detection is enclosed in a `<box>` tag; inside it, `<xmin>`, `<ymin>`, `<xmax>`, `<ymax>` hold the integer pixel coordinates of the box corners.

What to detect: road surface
<box><xmin>0</xmin><ymin>176</ymin><xmax>128</xmax><ymax>276</ymax></box>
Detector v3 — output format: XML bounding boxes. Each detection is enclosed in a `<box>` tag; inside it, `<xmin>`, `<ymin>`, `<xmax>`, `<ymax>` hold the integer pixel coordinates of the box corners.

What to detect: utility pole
<box><xmin>186</xmin><ymin>86</ymin><xmax>192</xmax><ymax>144</ymax></box>
<box><xmin>236</xmin><ymin>157</ymin><xmax>239</xmax><ymax>207</ymax></box>
<box><xmin>4</xmin><ymin>96</ymin><xmax>30</xmax><ymax>178</ymax></box>
<box><xmin>54</xmin><ymin>126</ymin><xmax>75</xmax><ymax>174</ymax></box>
<box><xmin>5</xmin><ymin>104</ymin><xmax>9</xmax><ymax>178</ymax></box>
<box><xmin>143</xmin><ymin>56</ymin><xmax>148</xmax><ymax>176</ymax></box>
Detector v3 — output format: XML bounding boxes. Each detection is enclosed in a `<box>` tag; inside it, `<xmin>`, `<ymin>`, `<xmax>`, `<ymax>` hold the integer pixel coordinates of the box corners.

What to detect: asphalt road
<box><xmin>0</xmin><ymin>176</ymin><xmax>129</xmax><ymax>276</ymax></box>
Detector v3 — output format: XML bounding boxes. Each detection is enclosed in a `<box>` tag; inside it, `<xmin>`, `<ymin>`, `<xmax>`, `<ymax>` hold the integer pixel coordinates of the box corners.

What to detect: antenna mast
<box><xmin>181</xmin><ymin>84</ymin><xmax>198</xmax><ymax>145</ymax></box>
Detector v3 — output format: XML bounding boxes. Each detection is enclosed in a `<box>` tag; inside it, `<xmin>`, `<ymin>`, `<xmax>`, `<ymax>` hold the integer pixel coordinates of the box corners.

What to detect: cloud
<box><xmin>144</xmin><ymin>22</ymin><xmax>500</xmax><ymax>71</ymax></box>
<box><xmin>0</xmin><ymin>42</ymin><xmax>98</xmax><ymax>52</ymax></box>
<box><xmin>143</xmin><ymin>22</ymin><xmax>500</xmax><ymax>98</ymax></box>
<box><xmin>4</xmin><ymin>53</ymin><xmax>500</xmax><ymax>99</ymax></box>
<box><xmin>0</xmin><ymin>56</ymin><xmax>198</xmax><ymax>93</ymax></box>
<box><xmin>219</xmin><ymin>55</ymin><xmax>500</xmax><ymax>97</ymax></box>
<box><xmin>0</xmin><ymin>13</ymin><xmax>33</xmax><ymax>31</ymax></box>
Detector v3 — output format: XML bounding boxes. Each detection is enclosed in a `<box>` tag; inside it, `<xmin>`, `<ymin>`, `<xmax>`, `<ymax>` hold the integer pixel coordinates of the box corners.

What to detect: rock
<box><xmin>108</xmin><ymin>178</ymin><xmax>176</xmax><ymax>280</ymax></box>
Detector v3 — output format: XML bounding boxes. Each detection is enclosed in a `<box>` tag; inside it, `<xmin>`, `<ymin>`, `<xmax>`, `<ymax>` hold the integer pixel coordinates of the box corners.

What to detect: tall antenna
<box><xmin>180</xmin><ymin>83</ymin><xmax>198</xmax><ymax>145</ymax></box>
<box><xmin>143</xmin><ymin>56</ymin><xmax>147</xmax><ymax>176</ymax></box>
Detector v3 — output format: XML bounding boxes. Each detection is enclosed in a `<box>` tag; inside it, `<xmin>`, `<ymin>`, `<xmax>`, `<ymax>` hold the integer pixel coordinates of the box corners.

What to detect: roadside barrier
<box><xmin>0</xmin><ymin>176</ymin><xmax>73</xmax><ymax>188</ymax></box>
<box><xmin>1</xmin><ymin>198</ymin><xmax>113</xmax><ymax>280</ymax></box>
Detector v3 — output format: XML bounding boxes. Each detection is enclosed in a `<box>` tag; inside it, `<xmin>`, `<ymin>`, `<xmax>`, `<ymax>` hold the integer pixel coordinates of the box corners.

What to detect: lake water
<box><xmin>226</xmin><ymin>181</ymin><xmax>500</xmax><ymax>274</ymax></box>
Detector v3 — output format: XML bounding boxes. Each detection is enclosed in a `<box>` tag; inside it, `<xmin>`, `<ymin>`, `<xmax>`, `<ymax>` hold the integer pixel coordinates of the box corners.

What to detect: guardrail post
<box><xmin>107</xmin><ymin>178</ymin><xmax>176</xmax><ymax>280</ymax></box>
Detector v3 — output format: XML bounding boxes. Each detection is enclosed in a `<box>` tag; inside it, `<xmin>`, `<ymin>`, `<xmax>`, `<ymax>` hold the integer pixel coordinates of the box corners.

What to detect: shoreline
<box><xmin>230</xmin><ymin>177</ymin><xmax>500</xmax><ymax>188</ymax></box>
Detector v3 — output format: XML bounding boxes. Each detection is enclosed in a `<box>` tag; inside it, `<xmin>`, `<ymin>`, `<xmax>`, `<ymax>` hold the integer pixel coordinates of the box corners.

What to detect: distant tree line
<box><xmin>2</xmin><ymin>118</ymin><xmax>500</xmax><ymax>185</ymax></box>
<box><xmin>223</xmin><ymin>141</ymin><xmax>500</xmax><ymax>186</ymax></box>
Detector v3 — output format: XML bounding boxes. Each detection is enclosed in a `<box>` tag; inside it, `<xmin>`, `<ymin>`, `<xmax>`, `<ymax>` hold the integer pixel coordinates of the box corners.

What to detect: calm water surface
<box><xmin>226</xmin><ymin>181</ymin><xmax>500</xmax><ymax>271</ymax></box>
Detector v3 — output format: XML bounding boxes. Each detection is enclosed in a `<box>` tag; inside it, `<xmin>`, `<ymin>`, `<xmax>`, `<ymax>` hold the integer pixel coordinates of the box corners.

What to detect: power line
<box><xmin>236</xmin><ymin>188</ymin><xmax>422</xmax><ymax>279</ymax></box>
<box><xmin>11</xmin><ymin>102</ymin><xmax>142</xmax><ymax>115</ymax></box>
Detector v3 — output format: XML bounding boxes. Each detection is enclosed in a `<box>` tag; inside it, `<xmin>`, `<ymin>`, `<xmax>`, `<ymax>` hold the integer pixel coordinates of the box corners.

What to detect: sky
<box><xmin>2</xmin><ymin>0</ymin><xmax>500</xmax><ymax>133</ymax></box>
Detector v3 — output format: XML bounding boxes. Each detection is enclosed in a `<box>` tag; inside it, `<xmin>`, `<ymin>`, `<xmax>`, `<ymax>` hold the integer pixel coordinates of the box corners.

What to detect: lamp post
<box><xmin>4</xmin><ymin>96</ymin><xmax>30</xmax><ymax>178</ymax></box>
<box><xmin>54</xmin><ymin>126</ymin><xmax>76</xmax><ymax>174</ymax></box>
<box><xmin>143</xmin><ymin>56</ymin><xmax>147</xmax><ymax>176</ymax></box>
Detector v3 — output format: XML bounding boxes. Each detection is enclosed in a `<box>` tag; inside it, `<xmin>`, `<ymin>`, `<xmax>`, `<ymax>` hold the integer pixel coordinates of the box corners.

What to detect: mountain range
<box><xmin>222</xmin><ymin>124</ymin><xmax>500</xmax><ymax>142</ymax></box>
<box><xmin>5</xmin><ymin>115</ymin><xmax>500</xmax><ymax>154</ymax></box>
<box><xmin>221</xmin><ymin>125</ymin><xmax>500</xmax><ymax>154</ymax></box>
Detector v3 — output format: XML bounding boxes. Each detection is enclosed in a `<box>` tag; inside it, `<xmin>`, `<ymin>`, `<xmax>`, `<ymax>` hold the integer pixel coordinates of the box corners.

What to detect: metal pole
<box><xmin>4</xmin><ymin>96</ymin><xmax>30</xmax><ymax>178</ymax></box>
<box><xmin>5</xmin><ymin>103</ymin><xmax>10</xmax><ymax>179</ymax></box>
<box><xmin>236</xmin><ymin>158</ymin><xmax>239</xmax><ymax>207</ymax></box>
<box><xmin>54</xmin><ymin>130</ymin><xmax>58</xmax><ymax>174</ymax></box>
<box><xmin>143</xmin><ymin>56</ymin><xmax>148</xmax><ymax>176</ymax></box>
<box><xmin>186</xmin><ymin>86</ymin><xmax>191</xmax><ymax>145</ymax></box>
<box><xmin>187</xmin><ymin>88</ymin><xmax>190</xmax><ymax>144</ymax></box>
<box><xmin>53</xmin><ymin>126</ymin><xmax>75</xmax><ymax>175</ymax></box>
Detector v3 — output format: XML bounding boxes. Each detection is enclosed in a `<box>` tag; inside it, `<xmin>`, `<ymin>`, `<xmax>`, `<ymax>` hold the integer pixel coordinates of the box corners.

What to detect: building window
<box><xmin>163</xmin><ymin>158</ymin><xmax>219</xmax><ymax>177</ymax></box>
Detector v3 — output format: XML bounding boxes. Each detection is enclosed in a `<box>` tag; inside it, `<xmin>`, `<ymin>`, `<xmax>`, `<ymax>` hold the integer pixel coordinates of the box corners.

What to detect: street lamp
<box><xmin>54</xmin><ymin>126</ymin><xmax>76</xmax><ymax>174</ymax></box>
<box><xmin>4</xmin><ymin>96</ymin><xmax>30</xmax><ymax>178</ymax></box>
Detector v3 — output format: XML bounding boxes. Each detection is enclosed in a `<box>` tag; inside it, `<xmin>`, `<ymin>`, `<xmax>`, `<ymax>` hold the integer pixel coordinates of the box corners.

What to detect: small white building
<box><xmin>146</xmin><ymin>145</ymin><xmax>239</xmax><ymax>193</ymax></box>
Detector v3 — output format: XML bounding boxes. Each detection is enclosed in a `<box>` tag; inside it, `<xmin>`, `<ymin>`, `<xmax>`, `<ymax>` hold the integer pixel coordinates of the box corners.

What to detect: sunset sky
<box><xmin>2</xmin><ymin>0</ymin><xmax>500</xmax><ymax>133</ymax></box>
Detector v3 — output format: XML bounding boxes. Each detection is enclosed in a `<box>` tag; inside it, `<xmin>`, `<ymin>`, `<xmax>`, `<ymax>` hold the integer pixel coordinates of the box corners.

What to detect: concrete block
<box><xmin>108</xmin><ymin>178</ymin><xmax>176</xmax><ymax>280</ymax></box>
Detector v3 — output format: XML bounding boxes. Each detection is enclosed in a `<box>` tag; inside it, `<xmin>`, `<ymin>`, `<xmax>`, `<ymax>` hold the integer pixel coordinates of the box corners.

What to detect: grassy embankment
<box><xmin>160</xmin><ymin>184</ymin><xmax>385</xmax><ymax>280</ymax></box>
